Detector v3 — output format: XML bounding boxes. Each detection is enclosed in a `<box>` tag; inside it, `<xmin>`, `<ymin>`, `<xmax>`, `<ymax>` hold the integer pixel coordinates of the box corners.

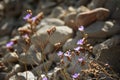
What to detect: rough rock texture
<box><xmin>2</xmin><ymin>52</ymin><xmax>18</xmax><ymax>63</ymax></box>
<box><xmin>93</xmin><ymin>35</ymin><xmax>120</xmax><ymax>60</ymax></box>
<box><xmin>76</xmin><ymin>8</ymin><xmax>109</xmax><ymax>29</ymax></box>
<box><xmin>19</xmin><ymin>45</ymin><xmax>42</xmax><ymax>65</ymax></box>
<box><xmin>49</xmin><ymin>26</ymin><xmax>73</xmax><ymax>45</ymax></box>
<box><xmin>9</xmin><ymin>71</ymin><xmax>36</xmax><ymax>80</ymax></box>
<box><xmin>76</xmin><ymin>21</ymin><xmax>120</xmax><ymax>38</ymax></box>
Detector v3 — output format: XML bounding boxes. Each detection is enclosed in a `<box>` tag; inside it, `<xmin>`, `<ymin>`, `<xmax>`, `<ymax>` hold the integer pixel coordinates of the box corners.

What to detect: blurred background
<box><xmin>0</xmin><ymin>0</ymin><xmax>120</xmax><ymax>79</ymax></box>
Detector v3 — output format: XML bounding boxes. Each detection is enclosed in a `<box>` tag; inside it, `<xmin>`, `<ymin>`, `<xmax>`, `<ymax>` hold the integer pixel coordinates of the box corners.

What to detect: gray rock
<box><xmin>5</xmin><ymin>64</ymin><xmax>24</xmax><ymax>80</ymax></box>
<box><xmin>49</xmin><ymin>26</ymin><xmax>73</xmax><ymax>45</ymax></box>
<box><xmin>32</xmin><ymin>61</ymin><xmax>52</xmax><ymax>76</ymax></box>
<box><xmin>64</xmin><ymin>12</ymin><xmax>77</xmax><ymax>29</ymax></box>
<box><xmin>93</xmin><ymin>35</ymin><xmax>120</xmax><ymax>59</ymax></box>
<box><xmin>76</xmin><ymin>0</ymin><xmax>91</xmax><ymax>6</ymax></box>
<box><xmin>41</xmin><ymin>18</ymin><xmax>65</xmax><ymax>27</ymax></box>
<box><xmin>19</xmin><ymin>45</ymin><xmax>42</xmax><ymax>65</ymax></box>
<box><xmin>0</xmin><ymin>36</ymin><xmax>9</xmax><ymax>46</ymax></box>
<box><xmin>31</xmin><ymin>25</ymin><xmax>51</xmax><ymax>47</ymax></box>
<box><xmin>36</xmin><ymin>1</ymin><xmax>56</xmax><ymax>15</ymax></box>
<box><xmin>93</xmin><ymin>35</ymin><xmax>120</xmax><ymax>72</ymax></box>
<box><xmin>105</xmin><ymin>0</ymin><xmax>118</xmax><ymax>18</ymax></box>
<box><xmin>49</xmin><ymin>6</ymin><xmax>65</xmax><ymax>19</ymax></box>
<box><xmin>9</xmin><ymin>71</ymin><xmax>36</xmax><ymax>80</ymax></box>
<box><xmin>62</xmin><ymin>38</ymin><xmax>78</xmax><ymax>52</ymax></box>
<box><xmin>0</xmin><ymin>72</ymin><xmax>7</xmax><ymax>80</ymax></box>
<box><xmin>2</xmin><ymin>52</ymin><xmax>18</xmax><ymax>63</ymax></box>
<box><xmin>0</xmin><ymin>2</ymin><xmax>4</xmax><ymax>21</ymax></box>
<box><xmin>76</xmin><ymin>21</ymin><xmax>120</xmax><ymax>38</ymax></box>
<box><xmin>48</xmin><ymin>52</ymin><xmax>60</xmax><ymax>62</ymax></box>
<box><xmin>0</xmin><ymin>19</ymin><xmax>14</xmax><ymax>36</ymax></box>
<box><xmin>4</xmin><ymin>0</ymin><xmax>22</xmax><ymax>17</ymax></box>
<box><xmin>88</xmin><ymin>0</ymin><xmax>107</xmax><ymax>9</ymax></box>
<box><xmin>77</xmin><ymin>6</ymin><xmax>90</xmax><ymax>13</ymax></box>
<box><xmin>43</xmin><ymin>43</ymin><xmax>54</xmax><ymax>54</ymax></box>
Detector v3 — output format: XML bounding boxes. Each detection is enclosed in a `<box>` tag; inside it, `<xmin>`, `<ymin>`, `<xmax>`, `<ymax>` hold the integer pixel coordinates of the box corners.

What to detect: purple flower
<box><xmin>78</xmin><ymin>26</ymin><xmax>84</xmax><ymax>31</ymax></box>
<box><xmin>23</xmin><ymin>13</ymin><xmax>32</xmax><ymax>20</ymax></box>
<box><xmin>6</xmin><ymin>41</ymin><xmax>14</xmax><ymax>48</ymax></box>
<box><xmin>22</xmin><ymin>34</ymin><xmax>29</xmax><ymax>38</ymax></box>
<box><xmin>42</xmin><ymin>77</ymin><xmax>48</xmax><ymax>80</ymax></box>
<box><xmin>77</xmin><ymin>39</ymin><xmax>83</xmax><ymax>45</ymax></box>
<box><xmin>31</xmin><ymin>16</ymin><xmax>36</xmax><ymax>22</ymax></box>
<box><xmin>78</xmin><ymin>57</ymin><xmax>84</xmax><ymax>63</ymax></box>
<box><xmin>57</xmin><ymin>51</ymin><xmax>63</xmax><ymax>56</ymax></box>
<box><xmin>72</xmin><ymin>73</ymin><xmax>79</xmax><ymax>79</ymax></box>
<box><xmin>74</xmin><ymin>46</ymin><xmax>80</xmax><ymax>51</ymax></box>
<box><xmin>64</xmin><ymin>51</ymin><xmax>71</xmax><ymax>57</ymax></box>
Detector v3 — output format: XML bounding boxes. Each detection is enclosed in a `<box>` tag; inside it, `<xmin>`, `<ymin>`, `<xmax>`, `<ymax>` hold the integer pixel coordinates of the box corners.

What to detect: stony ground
<box><xmin>0</xmin><ymin>0</ymin><xmax>120</xmax><ymax>80</ymax></box>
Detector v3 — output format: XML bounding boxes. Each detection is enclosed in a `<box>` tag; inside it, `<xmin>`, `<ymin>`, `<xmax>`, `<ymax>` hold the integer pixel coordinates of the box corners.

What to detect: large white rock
<box><xmin>9</xmin><ymin>71</ymin><xmax>36</xmax><ymax>80</ymax></box>
<box><xmin>49</xmin><ymin>26</ymin><xmax>73</xmax><ymax>45</ymax></box>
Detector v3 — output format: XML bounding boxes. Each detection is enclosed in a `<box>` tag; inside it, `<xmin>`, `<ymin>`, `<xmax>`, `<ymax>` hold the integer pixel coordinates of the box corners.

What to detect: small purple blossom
<box><xmin>42</xmin><ymin>77</ymin><xmax>48</xmax><ymax>80</ymax></box>
<box><xmin>72</xmin><ymin>73</ymin><xmax>79</xmax><ymax>79</ymax></box>
<box><xmin>6</xmin><ymin>41</ymin><xmax>14</xmax><ymax>48</ymax></box>
<box><xmin>31</xmin><ymin>16</ymin><xmax>36</xmax><ymax>22</ymax></box>
<box><xmin>77</xmin><ymin>39</ymin><xmax>83</xmax><ymax>45</ymax></box>
<box><xmin>74</xmin><ymin>46</ymin><xmax>80</xmax><ymax>51</ymax></box>
<box><xmin>22</xmin><ymin>34</ymin><xmax>29</xmax><ymax>38</ymax></box>
<box><xmin>64</xmin><ymin>51</ymin><xmax>71</xmax><ymax>57</ymax></box>
<box><xmin>57</xmin><ymin>51</ymin><xmax>63</xmax><ymax>56</ymax></box>
<box><xmin>23</xmin><ymin>13</ymin><xmax>32</xmax><ymax>20</ymax></box>
<box><xmin>78</xmin><ymin>26</ymin><xmax>84</xmax><ymax>31</ymax></box>
<box><xmin>78</xmin><ymin>57</ymin><xmax>84</xmax><ymax>63</ymax></box>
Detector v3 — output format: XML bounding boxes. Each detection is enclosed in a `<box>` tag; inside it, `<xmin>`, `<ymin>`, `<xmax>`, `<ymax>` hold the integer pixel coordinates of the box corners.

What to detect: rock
<box><xmin>0</xmin><ymin>36</ymin><xmax>9</xmax><ymax>46</ymax></box>
<box><xmin>49</xmin><ymin>6</ymin><xmax>65</xmax><ymax>19</ymax></box>
<box><xmin>9</xmin><ymin>71</ymin><xmax>36</xmax><ymax>80</ymax></box>
<box><xmin>4</xmin><ymin>0</ymin><xmax>23</xmax><ymax>17</ymax></box>
<box><xmin>32</xmin><ymin>61</ymin><xmax>52</xmax><ymax>76</ymax></box>
<box><xmin>5</xmin><ymin>64</ymin><xmax>24</xmax><ymax>80</ymax></box>
<box><xmin>75</xmin><ymin>8</ymin><xmax>109</xmax><ymax>30</ymax></box>
<box><xmin>67</xmin><ymin>6</ymin><xmax>76</xmax><ymax>12</ymax></box>
<box><xmin>2</xmin><ymin>52</ymin><xmax>18</xmax><ymax>63</ymax></box>
<box><xmin>0</xmin><ymin>2</ymin><xmax>4</xmax><ymax>21</ymax></box>
<box><xmin>49</xmin><ymin>26</ymin><xmax>73</xmax><ymax>45</ymax></box>
<box><xmin>109</xmin><ymin>0</ymin><xmax>120</xmax><ymax>20</ymax></box>
<box><xmin>47</xmin><ymin>67</ymin><xmax>62</xmax><ymax>80</ymax></box>
<box><xmin>93</xmin><ymin>36</ymin><xmax>120</xmax><ymax>58</ymax></box>
<box><xmin>62</xmin><ymin>38</ymin><xmax>78</xmax><ymax>51</ymax></box>
<box><xmin>0</xmin><ymin>72</ymin><xmax>7</xmax><ymax>80</ymax></box>
<box><xmin>48</xmin><ymin>52</ymin><xmax>60</xmax><ymax>62</ymax></box>
<box><xmin>77</xmin><ymin>6</ymin><xmax>90</xmax><ymax>13</ymax></box>
<box><xmin>64</xmin><ymin>12</ymin><xmax>77</xmax><ymax>29</ymax></box>
<box><xmin>88</xmin><ymin>0</ymin><xmax>120</xmax><ymax>20</ymax></box>
<box><xmin>88</xmin><ymin>0</ymin><xmax>107</xmax><ymax>9</ymax></box>
<box><xmin>0</xmin><ymin>36</ymin><xmax>9</xmax><ymax>56</ymax></box>
<box><xmin>31</xmin><ymin>25</ymin><xmax>51</xmax><ymax>47</ymax></box>
<box><xmin>41</xmin><ymin>18</ymin><xmax>65</xmax><ymax>26</ymax></box>
<box><xmin>76</xmin><ymin>21</ymin><xmax>120</xmax><ymax>38</ymax></box>
<box><xmin>36</xmin><ymin>1</ymin><xmax>56</xmax><ymax>15</ymax></box>
<box><xmin>19</xmin><ymin>45</ymin><xmax>42</xmax><ymax>65</ymax></box>
<box><xmin>93</xmin><ymin>35</ymin><xmax>120</xmax><ymax>73</ymax></box>
<box><xmin>76</xmin><ymin>0</ymin><xmax>91</xmax><ymax>6</ymax></box>
<box><xmin>0</xmin><ymin>19</ymin><xmax>15</xmax><ymax>36</ymax></box>
<box><xmin>43</xmin><ymin>43</ymin><xmax>54</xmax><ymax>54</ymax></box>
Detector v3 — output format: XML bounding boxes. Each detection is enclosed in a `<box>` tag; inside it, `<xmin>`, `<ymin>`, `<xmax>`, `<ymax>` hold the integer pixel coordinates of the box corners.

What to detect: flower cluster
<box><xmin>56</xmin><ymin>26</ymin><xmax>95</xmax><ymax>79</ymax></box>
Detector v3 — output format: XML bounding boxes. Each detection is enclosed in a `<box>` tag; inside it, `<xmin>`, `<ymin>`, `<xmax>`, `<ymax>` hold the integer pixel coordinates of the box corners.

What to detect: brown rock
<box><xmin>75</xmin><ymin>8</ymin><xmax>109</xmax><ymax>30</ymax></box>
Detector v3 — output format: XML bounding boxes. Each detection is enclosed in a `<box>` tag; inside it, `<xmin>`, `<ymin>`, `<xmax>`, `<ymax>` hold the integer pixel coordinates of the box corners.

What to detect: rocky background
<box><xmin>0</xmin><ymin>0</ymin><xmax>120</xmax><ymax>80</ymax></box>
